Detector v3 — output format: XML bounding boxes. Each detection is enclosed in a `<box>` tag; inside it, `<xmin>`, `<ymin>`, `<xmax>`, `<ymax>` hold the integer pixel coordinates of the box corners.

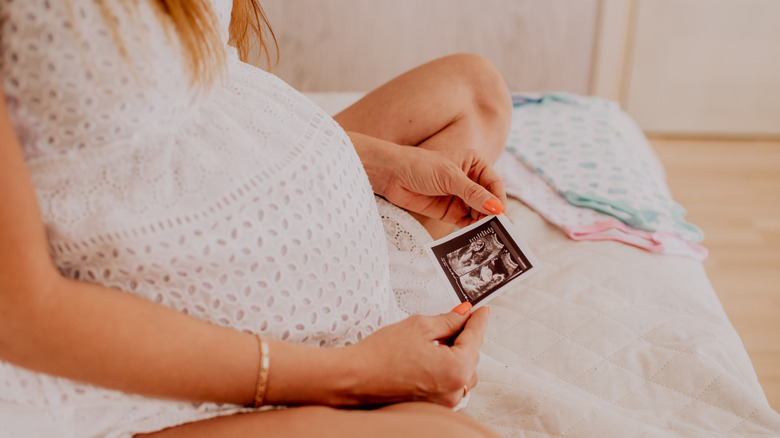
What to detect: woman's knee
<box><xmin>307</xmin><ymin>403</ymin><xmax>502</xmax><ymax>438</ymax></box>
<box><xmin>436</xmin><ymin>54</ymin><xmax>512</xmax><ymax>161</ymax></box>
<box><xmin>380</xmin><ymin>402</ymin><xmax>502</xmax><ymax>438</ymax></box>
<box><xmin>137</xmin><ymin>403</ymin><xmax>500</xmax><ymax>438</ymax></box>
<box><xmin>442</xmin><ymin>54</ymin><xmax>512</xmax><ymax>123</ymax></box>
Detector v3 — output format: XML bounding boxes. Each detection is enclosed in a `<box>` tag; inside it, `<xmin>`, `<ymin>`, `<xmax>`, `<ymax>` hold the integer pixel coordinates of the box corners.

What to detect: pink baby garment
<box><xmin>494</xmin><ymin>151</ymin><xmax>708</xmax><ymax>260</ymax></box>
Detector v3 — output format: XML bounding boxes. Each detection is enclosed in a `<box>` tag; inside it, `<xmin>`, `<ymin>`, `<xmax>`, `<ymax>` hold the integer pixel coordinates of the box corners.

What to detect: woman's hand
<box><xmin>349</xmin><ymin>132</ymin><xmax>506</xmax><ymax>228</ymax></box>
<box><xmin>383</xmin><ymin>147</ymin><xmax>507</xmax><ymax>228</ymax></box>
<box><xmin>340</xmin><ymin>305</ymin><xmax>490</xmax><ymax>408</ymax></box>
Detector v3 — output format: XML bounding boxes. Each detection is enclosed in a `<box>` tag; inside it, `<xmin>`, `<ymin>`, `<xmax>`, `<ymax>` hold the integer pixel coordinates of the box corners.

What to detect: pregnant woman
<box><xmin>0</xmin><ymin>1</ymin><xmax>511</xmax><ymax>436</ymax></box>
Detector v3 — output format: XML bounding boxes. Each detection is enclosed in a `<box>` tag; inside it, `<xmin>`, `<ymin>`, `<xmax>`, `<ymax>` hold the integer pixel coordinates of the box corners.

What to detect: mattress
<box><xmin>309</xmin><ymin>92</ymin><xmax>780</xmax><ymax>437</ymax></box>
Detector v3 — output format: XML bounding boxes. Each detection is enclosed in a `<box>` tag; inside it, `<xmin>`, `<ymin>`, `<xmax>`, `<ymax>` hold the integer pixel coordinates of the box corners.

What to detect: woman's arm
<box><xmin>333</xmin><ymin>54</ymin><xmax>511</xmax><ymax>231</ymax></box>
<box><xmin>0</xmin><ymin>91</ymin><xmax>487</xmax><ymax>408</ymax></box>
<box><xmin>0</xmin><ymin>89</ymin><xmax>258</xmax><ymax>405</ymax></box>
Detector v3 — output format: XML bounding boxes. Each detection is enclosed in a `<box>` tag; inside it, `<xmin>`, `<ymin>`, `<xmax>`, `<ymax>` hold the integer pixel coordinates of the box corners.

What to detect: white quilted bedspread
<box><xmin>309</xmin><ymin>92</ymin><xmax>780</xmax><ymax>437</ymax></box>
<box><xmin>466</xmin><ymin>198</ymin><xmax>780</xmax><ymax>437</ymax></box>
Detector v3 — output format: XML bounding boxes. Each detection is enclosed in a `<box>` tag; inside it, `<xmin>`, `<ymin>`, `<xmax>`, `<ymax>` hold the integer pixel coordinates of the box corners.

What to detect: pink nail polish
<box><xmin>451</xmin><ymin>302</ymin><xmax>472</xmax><ymax>315</ymax></box>
<box><xmin>483</xmin><ymin>198</ymin><xmax>504</xmax><ymax>215</ymax></box>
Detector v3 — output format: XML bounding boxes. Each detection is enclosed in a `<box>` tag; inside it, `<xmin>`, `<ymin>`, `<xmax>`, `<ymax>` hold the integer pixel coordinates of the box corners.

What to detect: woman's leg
<box><xmin>334</xmin><ymin>53</ymin><xmax>513</xmax><ymax>239</ymax></box>
<box><xmin>137</xmin><ymin>402</ymin><xmax>500</xmax><ymax>438</ymax></box>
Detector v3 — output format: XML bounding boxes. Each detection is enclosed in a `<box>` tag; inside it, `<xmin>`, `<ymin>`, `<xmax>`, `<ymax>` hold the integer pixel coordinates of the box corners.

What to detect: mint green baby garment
<box><xmin>507</xmin><ymin>93</ymin><xmax>703</xmax><ymax>243</ymax></box>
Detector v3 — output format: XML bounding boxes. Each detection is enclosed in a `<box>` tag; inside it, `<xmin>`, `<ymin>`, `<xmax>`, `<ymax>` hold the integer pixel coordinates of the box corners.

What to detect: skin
<box><xmin>0</xmin><ymin>54</ymin><xmax>510</xmax><ymax>438</ymax></box>
<box><xmin>337</xmin><ymin>53</ymin><xmax>511</xmax><ymax>239</ymax></box>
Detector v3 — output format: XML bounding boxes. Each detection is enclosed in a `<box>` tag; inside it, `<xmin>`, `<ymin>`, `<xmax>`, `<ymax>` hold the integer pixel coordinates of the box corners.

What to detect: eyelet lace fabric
<box><xmin>0</xmin><ymin>1</ymin><xmax>444</xmax><ymax>436</ymax></box>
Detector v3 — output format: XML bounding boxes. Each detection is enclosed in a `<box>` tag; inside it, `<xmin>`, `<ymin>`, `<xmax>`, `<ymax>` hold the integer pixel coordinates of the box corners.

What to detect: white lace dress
<box><xmin>0</xmin><ymin>1</ymin><xmax>451</xmax><ymax>436</ymax></box>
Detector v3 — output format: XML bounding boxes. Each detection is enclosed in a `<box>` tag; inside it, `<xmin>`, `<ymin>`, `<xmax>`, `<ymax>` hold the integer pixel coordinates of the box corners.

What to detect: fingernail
<box><xmin>451</xmin><ymin>302</ymin><xmax>472</xmax><ymax>315</ymax></box>
<box><xmin>483</xmin><ymin>198</ymin><xmax>504</xmax><ymax>215</ymax></box>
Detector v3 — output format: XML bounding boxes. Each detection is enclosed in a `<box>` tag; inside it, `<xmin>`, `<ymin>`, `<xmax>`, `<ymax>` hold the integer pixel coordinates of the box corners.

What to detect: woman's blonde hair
<box><xmin>97</xmin><ymin>0</ymin><xmax>277</xmax><ymax>86</ymax></box>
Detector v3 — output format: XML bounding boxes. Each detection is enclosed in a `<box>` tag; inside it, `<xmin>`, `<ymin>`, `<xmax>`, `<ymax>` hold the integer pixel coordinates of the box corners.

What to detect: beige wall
<box><xmin>259</xmin><ymin>0</ymin><xmax>599</xmax><ymax>93</ymax></box>
<box><xmin>255</xmin><ymin>0</ymin><xmax>779</xmax><ymax>137</ymax></box>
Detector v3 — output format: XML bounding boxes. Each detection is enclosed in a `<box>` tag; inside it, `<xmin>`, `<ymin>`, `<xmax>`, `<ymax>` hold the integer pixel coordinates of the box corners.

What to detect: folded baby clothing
<box><xmin>506</xmin><ymin>93</ymin><xmax>703</xmax><ymax>244</ymax></box>
<box><xmin>494</xmin><ymin>150</ymin><xmax>708</xmax><ymax>260</ymax></box>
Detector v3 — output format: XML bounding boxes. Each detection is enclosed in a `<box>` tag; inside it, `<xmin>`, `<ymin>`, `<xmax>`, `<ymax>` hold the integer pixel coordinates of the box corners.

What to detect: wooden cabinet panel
<box><xmin>624</xmin><ymin>0</ymin><xmax>780</xmax><ymax>137</ymax></box>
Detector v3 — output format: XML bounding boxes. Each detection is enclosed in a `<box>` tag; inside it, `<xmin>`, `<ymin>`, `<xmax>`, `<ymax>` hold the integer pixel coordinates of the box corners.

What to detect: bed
<box><xmin>310</xmin><ymin>92</ymin><xmax>780</xmax><ymax>437</ymax></box>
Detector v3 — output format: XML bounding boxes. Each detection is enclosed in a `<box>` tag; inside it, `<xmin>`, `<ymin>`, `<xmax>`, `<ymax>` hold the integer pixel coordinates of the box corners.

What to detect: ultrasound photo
<box><xmin>426</xmin><ymin>215</ymin><xmax>539</xmax><ymax>307</ymax></box>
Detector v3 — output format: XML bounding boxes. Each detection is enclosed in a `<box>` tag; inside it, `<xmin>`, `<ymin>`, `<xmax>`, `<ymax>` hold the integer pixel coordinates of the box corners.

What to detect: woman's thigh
<box><xmin>137</xmin><ymin>402</ymin><xmax>500</xmax><ymax>438</ymax></box>
<box><xmin>334</xmin><ymin>53</ymin><xmax>512</xmax><ymax>163</ymax></box>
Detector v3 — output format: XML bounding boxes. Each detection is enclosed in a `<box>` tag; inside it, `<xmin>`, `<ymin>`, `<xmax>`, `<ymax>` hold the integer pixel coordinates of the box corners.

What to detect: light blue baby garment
<box><xmin>506</xmin><ymin>93</ymin><xmax>703</xmax><ymax>243</ymax></box>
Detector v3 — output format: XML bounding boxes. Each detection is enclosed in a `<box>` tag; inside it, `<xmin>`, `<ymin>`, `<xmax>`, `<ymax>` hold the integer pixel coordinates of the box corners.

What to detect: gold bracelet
<box><xmin>252</xmin><ymin>334</ymin><xmax>270</xmax><ymax>408</ymax></box>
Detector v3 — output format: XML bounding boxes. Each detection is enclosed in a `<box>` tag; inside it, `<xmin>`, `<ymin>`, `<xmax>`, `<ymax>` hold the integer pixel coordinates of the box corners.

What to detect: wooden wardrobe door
<box><xmin>624</xmin><ymin>0</ymin><xmax>780</xmax><ymax>137</ymax></box>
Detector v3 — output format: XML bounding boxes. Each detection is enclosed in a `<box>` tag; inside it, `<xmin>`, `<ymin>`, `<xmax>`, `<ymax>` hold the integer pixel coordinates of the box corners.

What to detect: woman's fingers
<box><xmin>447</xmin><ymin>171</ymin><xmax>503</xmax><ymax>217</ymax></box>
<box><xmin>467</xmin><ymin>371</ymin><xmax>479</xmax><ymax>391</ymax></box>
<box><xmin>346</xmin><ymin>305</ymin><xmax>490</xmax><ymax>406</ymax></box>
<box><xmin>452</xmin><ymin>306</ymin><xmax>490</xmax><ymax>355</ymax></box>
<box><xmin>439</xmin><ymin>306</ymin><xmax>489</xmax><ymax>400</ymax></box>
<box><xmin>424</xmin><ymin>309</ymin><xmax>471</xmax><ymax>341</ymax></box>
<box><xmin>443</xmin><ymin>152</ymin><xmax>505</xmax><ymax>217</ymax></box>
<box><xmin>472</xmin><ymin>160</ymin><xmax>507</xmax><ymax>207</ymax></box>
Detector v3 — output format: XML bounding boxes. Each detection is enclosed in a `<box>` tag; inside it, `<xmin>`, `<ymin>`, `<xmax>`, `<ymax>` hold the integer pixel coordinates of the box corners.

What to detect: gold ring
<box><xmin>462</xmin><ymin>385</ymin><xmax>469</xmax><ymax>397</ymax></box>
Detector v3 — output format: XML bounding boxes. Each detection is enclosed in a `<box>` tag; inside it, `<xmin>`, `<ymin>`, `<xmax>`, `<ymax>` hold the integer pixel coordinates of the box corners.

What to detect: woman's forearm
<box><xmin>0</xmin><ymin>275</ymin><xmax>354</xmax><ymax>406</ymax></box>
<box><xmin>2</xmin><ymin>275</ymin><xmax>259</xmax><ymax>404</ymax></box>
<box><xmin>0</xmin><ymin>272</ymin><xmax>485</xmax><ymax>409</ymax></box>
